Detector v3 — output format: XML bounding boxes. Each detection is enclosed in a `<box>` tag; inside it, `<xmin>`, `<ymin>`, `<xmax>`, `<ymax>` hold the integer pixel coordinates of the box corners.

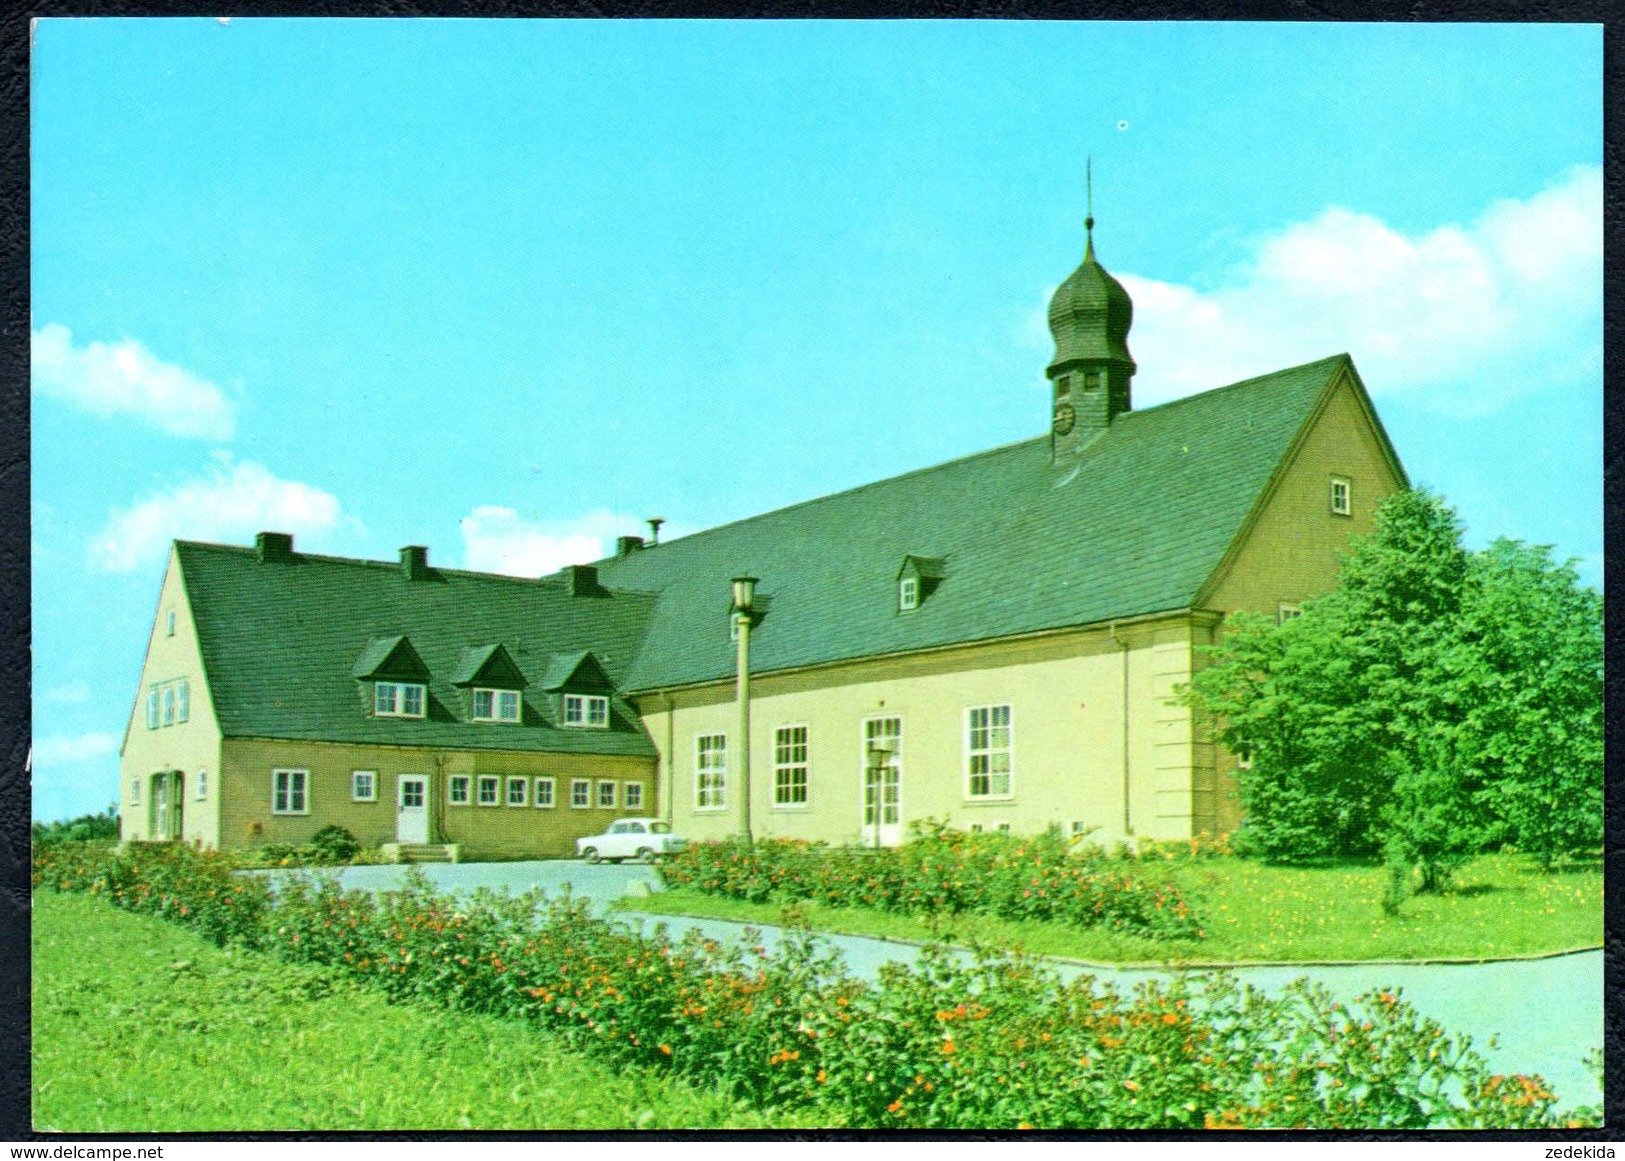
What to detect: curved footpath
<box><xmin>309</xmin><ymin>860</ymin><xmax>1603</xmax><ymax>1111</ymax></box>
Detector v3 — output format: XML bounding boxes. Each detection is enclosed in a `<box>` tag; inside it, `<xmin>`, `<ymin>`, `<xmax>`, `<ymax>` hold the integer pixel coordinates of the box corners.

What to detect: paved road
<box><xmin>289</xmin><ymin>858</ymin><xmax>1603</xmax><ymax>1112</ymax></box>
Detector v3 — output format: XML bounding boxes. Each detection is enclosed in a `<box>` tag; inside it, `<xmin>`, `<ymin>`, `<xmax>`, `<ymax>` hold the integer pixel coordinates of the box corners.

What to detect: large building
<box><xmin>118</xmin><ymin>222</ymin><xmax>1407</xmax><ymax>859</ymax></box>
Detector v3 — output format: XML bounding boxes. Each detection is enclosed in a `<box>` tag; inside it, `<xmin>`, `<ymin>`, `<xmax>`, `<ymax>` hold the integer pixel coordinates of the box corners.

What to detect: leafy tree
<box><xmin>1188</xmin><ymin>489</ymin><xmax>1601</xmax><ymax>888</ymax></box>
<box><xmin>31</xmin><ymin>804</ymin><xmax>120</xmax><ymax>846</ymax></box>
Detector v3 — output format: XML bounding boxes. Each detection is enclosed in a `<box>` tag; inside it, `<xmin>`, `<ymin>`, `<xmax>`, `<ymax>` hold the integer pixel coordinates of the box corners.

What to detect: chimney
<box><xmin>647</xmin><ymin>517</ymin><xmax>665</xmax><ymax>546</ymax></box>
<box><xmin>565</xmin><ymin>563</ymin><xmax>599</xmax><ymax>596</ymax></box>
<box><xmin>400</xmin><ymin>545</ymin><xmax>430</xmax><ymax>580</ymax></box>
<box><xmin>256</xmin><ymin>531</ymin><xmax>294</xmax><ymax>563</ymax></box>
<box><xmin>615</xmin><ymin>535</ymin><xmax>645</xmax><ymax>557</ymax></box>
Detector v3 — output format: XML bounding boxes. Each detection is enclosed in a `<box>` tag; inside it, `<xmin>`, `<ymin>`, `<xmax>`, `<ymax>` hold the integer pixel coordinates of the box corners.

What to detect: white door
<box><xmin>397</xmin><ymin>775</ymin><xmax>428</xmax><ymax>843</ymax></box>
<box><xmin>154</xmin><ymin>775</ymin><xmax>170</xmax><ymax>840</ymax></box>
<box><xmin>862</xmin><ymin>718</ymin><xmax>903</xmax><ymax>847</ymax></box>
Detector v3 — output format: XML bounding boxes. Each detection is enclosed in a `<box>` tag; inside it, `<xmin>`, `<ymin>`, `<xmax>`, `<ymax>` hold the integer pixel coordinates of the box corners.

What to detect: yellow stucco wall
<box><xmin>118</xmin><ymin>548</ymin><xmax>224</xmax><ymax>847</ymax></box>
<box><xmin>218</xmin><ymin>737</ymin><xmax>656</xmax><ymax>860</ymax></box>
<box><xmin>635</xmin><ymin>613</ymin><xmax>1210</xmax><ymax>848</ymax></box>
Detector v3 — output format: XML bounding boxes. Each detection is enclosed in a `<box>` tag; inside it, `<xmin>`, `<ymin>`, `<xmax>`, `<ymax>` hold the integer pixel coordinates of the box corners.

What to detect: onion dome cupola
<box><xmin>1047</xmin><ymin>210</ymin><xmax>1136</xmax><ymax>466</ymax></box>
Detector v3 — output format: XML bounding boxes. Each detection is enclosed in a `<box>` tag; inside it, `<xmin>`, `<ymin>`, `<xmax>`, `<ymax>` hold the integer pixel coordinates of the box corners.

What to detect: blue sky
<box><xmin>31</xmin><ymin>20</ymin><xmax>1602</xmax><ymax>822</ymax></box>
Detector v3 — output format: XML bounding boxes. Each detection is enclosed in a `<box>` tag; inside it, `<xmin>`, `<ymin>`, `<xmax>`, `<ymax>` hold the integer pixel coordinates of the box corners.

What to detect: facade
<box><xmin>119</xmin><ymin>222</ymin><xmax>1407</xmax><ymax>856</ymax></box>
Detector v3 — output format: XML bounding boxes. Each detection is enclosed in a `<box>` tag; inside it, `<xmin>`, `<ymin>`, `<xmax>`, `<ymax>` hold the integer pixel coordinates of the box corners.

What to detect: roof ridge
<box><xmin>1124</xmin><ymin>353</ymin><xmax>1349</xmax><ymax>420</ymax></box>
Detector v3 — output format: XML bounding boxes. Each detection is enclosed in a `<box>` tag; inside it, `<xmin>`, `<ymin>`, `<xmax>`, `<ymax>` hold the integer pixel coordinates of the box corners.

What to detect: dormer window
<box><xmin>375</xmin><ymin>681</ymin><xmax>425</xmax><ymax>718</ymax></box>
<box><xmin>896</xmin><ymin>554</ymin><xmax>945</xmax><ymax>612</ymax></box>
<box><xmin>564</xmin><ymin>693</ymin><xmax>609</xmax><ymax>728</ymax></box>
<box><xmin>472</xmin><ymin>688</ymin><xmax>521</xmax><ymax>723</ymax></box>
<box><xmin>899</xmin><ymin>577</ymin><xmax>919</xmax><ymax>611</ymax></box>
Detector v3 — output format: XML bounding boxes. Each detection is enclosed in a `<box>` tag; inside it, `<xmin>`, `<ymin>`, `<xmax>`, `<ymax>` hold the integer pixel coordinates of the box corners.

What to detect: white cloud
<box><xmin>1029</xmin><ymin>166</ymin><xmax>1602</xmax><ymax>415</ymax></box>
<box><xmin>90</xmin><ymin>453</ymin><xmax>355</xmax><ymax>572</ymax></box>
<box><xmin>42</xmin><ymin>680</ymin><xmax>92</xmax><ymax>705</ymax></box>
<box><xmin>459</xmin><ymin>507</ymin><xmax>680</xmax><ymax>577</ymax></box>
<box><xmin>32</xmin><ymin>323</ymin><xmax>237</xmax><ymax>439</ymax></box>
<box><xmin>33</xmin><ymin>731</ymin><xmax>118</xmax><ymax>769</ymax></box>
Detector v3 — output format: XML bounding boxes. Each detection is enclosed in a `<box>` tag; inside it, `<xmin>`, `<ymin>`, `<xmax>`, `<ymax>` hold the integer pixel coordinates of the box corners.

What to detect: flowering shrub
<box><xmin>660</xmin><ymin>828</ymin><xmax>1204</xmax><ymax>939</ymax></box>
<box><xmin>33</xmin><ymin>841</ymin><xmax>1597</xmax><ymax>1129</ymax></box>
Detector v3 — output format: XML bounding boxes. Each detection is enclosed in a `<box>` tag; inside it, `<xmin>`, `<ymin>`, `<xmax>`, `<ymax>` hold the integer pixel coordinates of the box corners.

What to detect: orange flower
<box><xmin>658</xmin><ymin>1044</ymin><xmax>672</xmax><ymax>1056</ymax></box>
<box><xmin>1162</xmin><ymin>1013</ymin><xmax>1179</xmax><ymax>1025</ymax></box>
<box><xmin>1123</xmin><ymin>1080</ymin><xmax>1140</xmax><ymax>1092</ymax></box>
<box><xmin>887</xmin><ymin>1100</ymin><xmax>903</xmax><ymax>1114</ymax></box>
<box><xmin>941</xmin><ymin>1039</ymin><xmax>957</xmax><ymax>1055</ymax></box>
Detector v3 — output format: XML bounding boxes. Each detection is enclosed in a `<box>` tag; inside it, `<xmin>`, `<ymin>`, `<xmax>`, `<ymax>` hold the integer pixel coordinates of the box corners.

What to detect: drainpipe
<box><xmin>1110</xmin><ymin>621</ymin><xmax>1132</xmax><ymax>837</ymax></box>
<box><xmin>431</xmin><ymin>752</ymin><xmax>448</xmax><ymax>844</ymax></box>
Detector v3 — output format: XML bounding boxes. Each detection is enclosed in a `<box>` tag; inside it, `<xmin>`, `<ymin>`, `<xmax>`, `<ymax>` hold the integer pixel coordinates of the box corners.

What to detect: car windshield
<box><xmin>650</xmin><ymin>822</ymin><xmax>672</xmax><ymax>834</ymax></box>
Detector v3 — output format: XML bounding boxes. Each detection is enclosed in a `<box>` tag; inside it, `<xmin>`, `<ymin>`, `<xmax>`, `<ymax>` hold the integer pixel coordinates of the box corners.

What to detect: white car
<box><xmin>576</xmin><ymin>818</ymin><xmax>688</xmax><ymax>864</ymax></box>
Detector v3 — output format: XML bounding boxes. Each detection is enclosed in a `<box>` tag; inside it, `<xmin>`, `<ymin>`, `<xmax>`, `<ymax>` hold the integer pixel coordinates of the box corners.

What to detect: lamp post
<box><xmin>731</xmin><ymin>576</ymin><xmax>758</xmax><ymax>846</ymax></box>
<box><xmin>865</xmin><ymin>737</ymin><xmax>897</xmax><ymax>849</ymax></box>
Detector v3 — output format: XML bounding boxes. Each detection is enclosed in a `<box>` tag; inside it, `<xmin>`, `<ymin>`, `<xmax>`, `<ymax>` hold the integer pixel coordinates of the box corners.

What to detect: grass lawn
<box><xmin>31</xmin><ymin>890</ymin><xmax>825</xmax><ymax>1132</ymax></box>
<box><xmin>623</xmin><ymin>852</ymin><xmax>1601</xmax><ymax>965</ymax></box>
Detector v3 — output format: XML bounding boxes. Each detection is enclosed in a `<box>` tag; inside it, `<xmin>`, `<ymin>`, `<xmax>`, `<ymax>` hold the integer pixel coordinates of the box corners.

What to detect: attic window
<box><xmin>166</xmin><ymin>609</ymin><xmax>176</xmax><ymax>636</ymax></box>
<box><xmin>375</xmin><ymin>681</ymin><xmax>426</xmax><ymax>718</ymax></box>
<box><xmin>1330</xmin><ymin>476</ymin><xmax>1352</xmax><ymax>517</ymax></box>
<box><xmin>564</xmin><ymin>693</ymin><xmax>609</xmax><ymax>729</ymax></box>
<box><xmin>472</xmin><ymin>688</ymin><xmax>521</xmax><ymax>723</ymax></box>
<box><xmin>899</xmin><ymin>577</ymin><xmax>919</xmax><ymax>611</ymax></box>
<box><xmin>1083</xmin><ymin>370</ymin><xmax>1102</xmax><ymax>392</ymax></box>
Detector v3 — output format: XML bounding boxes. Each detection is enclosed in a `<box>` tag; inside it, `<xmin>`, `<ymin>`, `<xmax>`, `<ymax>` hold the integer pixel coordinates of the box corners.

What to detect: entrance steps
<box><xmin>380</xmin><ymin>842</ymin><xmax>461</xmax><ymax>864</ymax></box>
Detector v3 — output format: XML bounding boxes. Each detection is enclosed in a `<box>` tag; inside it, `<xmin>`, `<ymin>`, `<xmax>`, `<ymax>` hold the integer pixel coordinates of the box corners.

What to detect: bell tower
<box><xmin>1047</xmin><ymin>166</ymin><xmax>1135</xmax><ymax>467</ymax></box>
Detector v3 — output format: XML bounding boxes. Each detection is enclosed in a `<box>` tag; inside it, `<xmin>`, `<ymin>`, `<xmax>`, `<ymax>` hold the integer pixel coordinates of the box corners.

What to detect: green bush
<box><xmin>309</xmin><ymin>825</ymin><xmax>362</xmax><ymax>863</ymax></box>
<box><xmin>32</xmin><ymin>840</ymin><xmax>1597</xmax><ymax>1129</ymax></box>
<box><xmin>32</xmin><ymin>805</ymin><xmax>120</xmax><ymax>846</ymax></box>
<box><xmin>659</xmin><ymin>829</ymin><xmax>1204</xmax><ymax>940</ymax></box>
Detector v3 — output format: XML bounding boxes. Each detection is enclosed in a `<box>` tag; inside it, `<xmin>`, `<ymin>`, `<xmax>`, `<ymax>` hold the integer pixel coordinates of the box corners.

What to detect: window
<box><xmin>899</xmin><ymin>577</ymin><xmax>918</xmax><ymax>611</ymax></box>
<box><xmin>563</xmin><ymin>694</ymin><xmax>609</xmax><ymax>728</ymax></box>
<box><xmin>1056</xmin><ymin>373</ymin><xmax>1072</xmax><ymax>396</ymax></box>
<box><xmin>996</xmin><ymin>822</ymin><xmax>1011</xmax><ymax>835</ymax></box>
<box><xmin>774</xmin><ymin>726</ymin><xmax>809</xmax><ymax>807</ymax></box>
<box><xmin>448</xmin><ymin>775</ymin><xmax>471</xmax><ymax>805</ymax></box>
<box><xmin>534</xmin><ymin>777</ymin><xmax>555</xmax><ymax>809</ymax></box>
<box><xmin>272</xmin><ymin>768</ymin><xmax>309</xmax><ymax>815</ymax></box>
<box><xmin>166</xmin><ymin>609</ymin><xmax>176</xmax><ymax>636</ymax></box>
<box><xmin>1278</xmin><ymin>603</ymin><xmax>1303</xmax><ymax>624</ymax></box>
<box><xmin>196</xmin><ymin>769</ymin><xmax>208</xmax><ymax>801</ymax></box>
<box><xmin>1235</xmin><ymin>750</ymin><xmax>1254</xmax><ymax>771</ymax></box>
<box><xmin>146</xmin><ymin>690</ymin><xmax>158</xmax><ymax>730</ymax></box>
<box><xmin>966</xmin><ymin>705</ymin><xmax>1013</xmax><ymax>798</ymax></box>
<box><xmin>571</xmin><ymin>779</ymin><xmax>591</xmax><ymax>809</ymax></box>
<box><xmin>477</xmin><ymin>775</ymin><xmax>499</xmax><ymax>806</ymax></box>
<box><xmin>162</xmin><ymin>686</ymin><xmax>175</xmax><ymax>726</ymax></box>
<box><xmin>1070</xmin><ymin>821</ymin><xmax>1090</xmax><ymax>838</ymax></box>
<box><xmin>176</xmin><ymin>680</ymin><xmax>189</xmax><ymax>723</ymax></box>
<box><xmin>623</xmin><ymin>781</ymin><xmax>643</xmax><ymax>810</ymax></box>
<box><xmin>1083</xmin><ymin>369</ymin><xmax>1102</xmax><ymax>392</ymax></box>
<box><xmin>351</xmin><ymin>770</ymin><xmax>377</xmax><ymax>802</ymax></box>
<box><xmin>507</xmin><ymin>777</ymin><xmax>528</xmax><ymax>807</ymax></box>
<box><xmin>375</xmin><ymin>682</ymin><xmax>426</xmax><ymax>718</ymax></box>
<box><xmin>695</xmin><ymin>734</ymin><xmax>727</xmax><ymax>810</ymax></box>
<box><xmin>473</xmin><ymin>688</ymin><xmax>521</xmax><ymax>722</ymax></box>
<box><xmin>597</xmin><ymin>780</ymin><xmax>617</xmax><ymax>809</ymax></box>
<box><xmin>1330</xmin><ymin>476</ymin><xmax>1352</xmax><ymax>517</ymax></box>
<box><xmin>130</xmin><ymin>777</ymin><xmax>140</xmax><ymax>805</ymax></box>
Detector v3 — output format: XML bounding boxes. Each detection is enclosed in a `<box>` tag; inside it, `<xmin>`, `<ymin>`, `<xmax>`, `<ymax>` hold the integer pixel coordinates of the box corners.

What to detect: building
<box><xmin>118</xmin><ymin>221</ymin><xmax>1407</xmax><ymax>858</ymax></box>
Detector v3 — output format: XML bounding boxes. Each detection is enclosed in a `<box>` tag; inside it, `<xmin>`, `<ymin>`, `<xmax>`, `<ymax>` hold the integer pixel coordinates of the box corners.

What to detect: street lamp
<box><xmin>865</xmin><ymin>736</ymin><xmax>898</xmax><ymax>849</ymax></box>
<box><xmin>731</xmin><ymin>576</ymin><xmax>759</xmax><ymax>846</ymax></box>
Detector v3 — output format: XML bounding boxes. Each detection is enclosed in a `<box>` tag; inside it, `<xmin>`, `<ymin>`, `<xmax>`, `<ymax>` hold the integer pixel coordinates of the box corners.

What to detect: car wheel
<box><xmin>582</xmin><ymin>846</ymin><xmax>600</xmax><ymax>864</ymax></box>
<box><xmin>635</xmin><ymin>846</ymin><xmax>655</xmax><ymax>864</ymax></box>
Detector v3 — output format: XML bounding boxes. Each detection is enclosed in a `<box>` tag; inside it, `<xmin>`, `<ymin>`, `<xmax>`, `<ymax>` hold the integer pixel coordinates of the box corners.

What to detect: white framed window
<box><xmin>563</xmin><ymin>693</ymin><xmax>609</xmax><ymax>729</ymax></box>
<box><xmin>597</xmin><ymin>779</ymin><xmax>617</xmax><ymax>809</ymax></box>
<box><xmin>695</xmin><ymin>734</ymin><xmax>727</xmax><ymax>810</ymax></box>
<box><xmin>966</xmin><ymin>705</ymin><xmax>1013</xmax><ymax>799</ymax></box>
<box><xmin>146</xmin><ymin>690</ymin><xmax>159</xmax><ymax>730</ymax></box>
<box><xmin>176</xmin><ymin>680</ymin><xmax>189</xmax><ymax>723</ymax></box>
<box><xmin>507</xmin><ymin>776</ymin><xmax>528</xmax><ymax>807</ymax></box>
<box><xmin>272</xmin><ymin>768</ymin><xmax>309</xmax><ymax>815</ymax></box>
<box><xmin>130</xmin><ymin>777</ymin><xmax>140</xmax><ymax>805</ymax></box>
<box><xmin>196</xmin><ymin>769</ymin><xmax>208</xmax><ymax>801</ymax></box>
<box><xmin>571</xmin><ymin>779</ymin><xmax>591</xmax><ymax>809</ymax></box>
<box><xmin>773</xmin><ymin>725</ymin><xmax>809</xmax><ymax>807</ymax></box>
<box><xmin>472</xmin><ymin>688</ymin><xmax>522</xmax><ymax>722</ymax></box>
<box><xmin>899</xmin><ymin>577</ymin><xmax>918</xmax><ymax>611</ymax></box>
<box><xmin>375</xmin><ymin>681</ymin><xmax>427</xmax><ymax>718</ymax></box>
<box><xmin>1278</xmin><ymin>603</ymin><xmax>1303</xmax><ymax>624</ymax></box>
<box><xmin>1330</xmin><ymin>476</ymin><xmax>1352</xmax><ymax>517</ymax></box>
<box><xmin>623</xmin><ymin>781</ymin><xmax>643</xmax><ymax>810</ymax></box>
<box><xmin>477</xmin><ymin>775</ymin><xmax>499</xmax><ymax>806</ymax></box>
<box><xmin>166</xmin><ymin>609</ymin><xmax>176</xmax><ymax>636</ymax></box>
<box><xmin>996</xmin><ymin>822</ymin><xmax>1011</xmax><ymax>835</ymax></box>
<box><xmin>534</xmin><ymin>777</ymin><xmax>555</xmax><ymax>809</ymax></box>
<box><xmin>351</xmin><ymin>770</ymin><xmax>377</xmax><ymax>802</ymax></box>
<box><xmin>448</xmin><ymin>775</ymin><xmax>471</xmax><ymax>806</ymax></box>
<box><xmin>162</xmin><ymin>686</ymin><xmax>175</xmax><ymax>727</ymax></box>
<box><xmin>970</xmin><ymin>823</ymin><xmax>983</xmax><ymax>834</ymax></box>
<box><xmin>1070</xmin><ymin>820</ymin><xmax>1089</xmax><ymax>838</ymax></box>
<box><xmin>1235</xmin><ymin>749</ymin><xmax>1254</xmax><ymax>771</ymax></box>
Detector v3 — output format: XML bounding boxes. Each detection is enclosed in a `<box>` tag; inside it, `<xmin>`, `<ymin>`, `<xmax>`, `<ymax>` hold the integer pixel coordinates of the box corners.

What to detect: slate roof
<box><xmin>594</xmin><ymin>354</ymin><xmax>1392</xmax><ymax>692</ymax></box>
<box><xmin>177</xmin><ymin>544</ymin><xmax>659</xmax><ymax>755</ymax></box>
